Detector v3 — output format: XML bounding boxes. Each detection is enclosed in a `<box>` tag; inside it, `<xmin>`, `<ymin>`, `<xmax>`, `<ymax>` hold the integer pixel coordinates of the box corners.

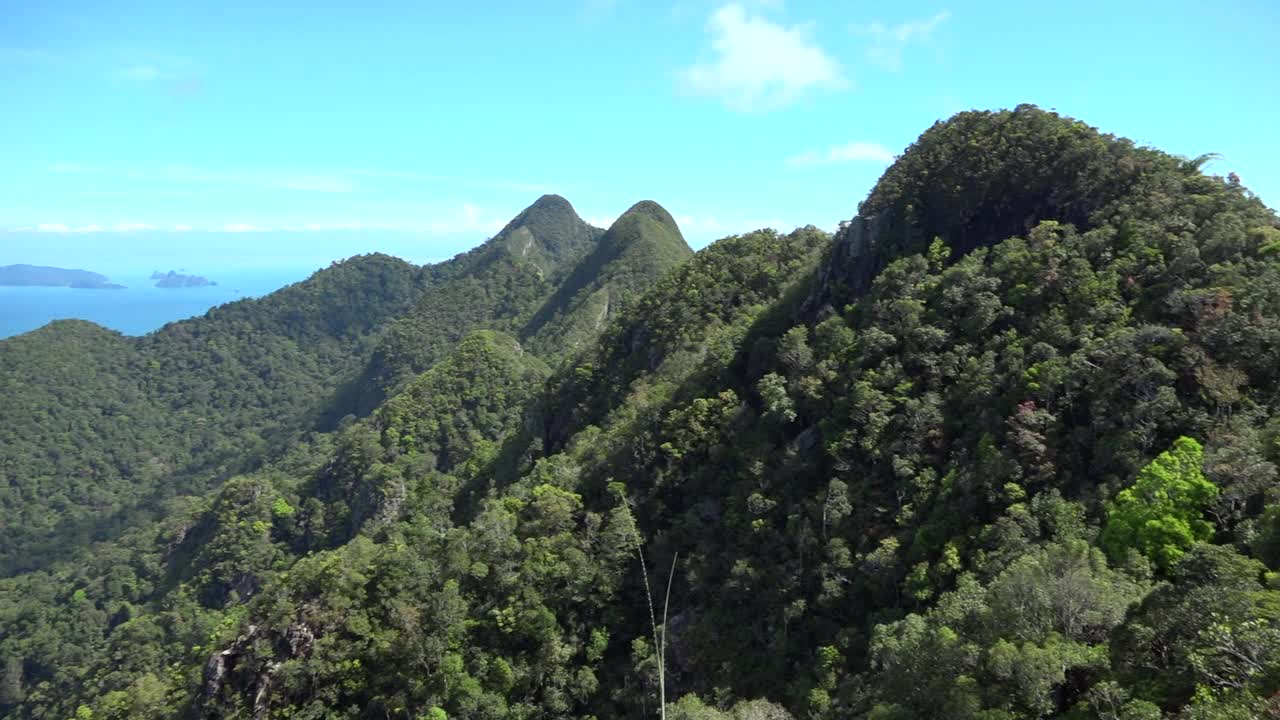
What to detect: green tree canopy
<box><xmin>1102</xmin><ymin>437</ymin><xmax>1219</xmax><ymax>571</ymax></box>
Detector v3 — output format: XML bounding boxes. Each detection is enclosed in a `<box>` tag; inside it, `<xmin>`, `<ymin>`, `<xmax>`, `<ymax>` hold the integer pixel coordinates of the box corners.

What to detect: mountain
<box><xmin>358</xmin><ymin>194</ymin><xmax>691</xmax><ymax>409</ymax></box>
<box><xmin>365</xmin><ymin>193</ymin><xmax>605</xmax><ymax>397</ymax></box>
<box><xmin>0</xmin><ymin>195</ymin><xmax>687</xmax><ymax>577</ymax></box>
<box><xmin>0</xmin><ymin>264</ymin><xmax>124</xmax><ymax>289</ymax></box>
<box><xmin>1</xmin><ymin>106</ymin><xmax>1279</xmax><ymax>720</ymax></box>
<box><xmin>521</xmin><ymin>199</ymin><xmax>694</xmax><ymax>359</ymax></box>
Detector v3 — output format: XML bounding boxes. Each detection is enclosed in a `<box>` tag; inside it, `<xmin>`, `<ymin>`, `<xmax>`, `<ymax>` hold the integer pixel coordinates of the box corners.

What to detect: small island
<box><xmin>0</xmin><ymin>264</ymin><xmax>125</xmax><ymax>289</ymax></box>
<box><xmin>151</xmin><ymin>270</ymin><xmax>216</xmax><ymax>288</ymax></box>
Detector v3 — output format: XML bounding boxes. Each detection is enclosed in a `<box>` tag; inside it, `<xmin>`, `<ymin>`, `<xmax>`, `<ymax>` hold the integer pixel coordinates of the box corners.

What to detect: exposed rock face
<box><xmin>800</xmin><ymin>212</ymin><xmax>889</xmax><ymax>320</ymax></box>
<box><xmin>202</xmin><ymin>622</ymin><xmax>318</xmax><ymax>718</ymax></box>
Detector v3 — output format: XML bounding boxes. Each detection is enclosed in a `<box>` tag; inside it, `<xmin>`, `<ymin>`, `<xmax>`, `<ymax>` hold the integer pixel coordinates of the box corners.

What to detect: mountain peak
<box><xmin>519</xmin><ymin>199</ymin><xmax>692</xmax><ymax>358</ymax></box>
<box><xmin>527</xmin><ymin>193</ymin><xmax>574</xmax><ymax>213</ymax></box>
<box><xmin>486</xmin><ymin>194</ymin><xmax>602</xmax><ymax>273</ymax></box>
<box><xmin>618</xmin><ymin>199</ymin><xmax>677</xmax><ymax>229</ymax></box>
<box><xmin>601</xmin><ymin>200</ymin><xmax>687</xmax><ymax>257</ymax></box>
<box><xmin>499</xmin><ymin>194</ymin><xmax>585</xmax><ymax>237</ymax></box>
<box><xmin>804</xmin><ymin>104</ymin><xmax>1165</xmax><ymax>317</ymax></box>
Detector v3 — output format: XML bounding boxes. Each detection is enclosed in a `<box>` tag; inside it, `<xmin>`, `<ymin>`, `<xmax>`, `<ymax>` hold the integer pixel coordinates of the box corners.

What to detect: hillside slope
<box><xmin>366</xmin><ymin>194</ymin><xmax>605</xmax><ymax>397</ymax></box>
<box><xmin>0</xmin><ymin>196</ymin><xmax>689</xmax><ymax>579</ymax></box>
<box><xmin>0</xmin><ymin>253</ymin><xmax>429</xmax><ymax>575</ymax></box>
<box><xmin>521</xmin><ymin>199</ymin><xmax>694</xmax><ymax>360</ymax></box>
<box><xmin>2</xmin><ymin>106</ymin><xmax>1279</xmax><ymax>720</ymax></box>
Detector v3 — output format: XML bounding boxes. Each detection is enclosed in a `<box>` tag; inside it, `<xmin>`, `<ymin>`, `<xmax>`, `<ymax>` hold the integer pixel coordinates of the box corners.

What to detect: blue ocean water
<box><xmin>0</xmin><ymin>268</ymin><xmax>313</xmax><ymax>339</ymax></box>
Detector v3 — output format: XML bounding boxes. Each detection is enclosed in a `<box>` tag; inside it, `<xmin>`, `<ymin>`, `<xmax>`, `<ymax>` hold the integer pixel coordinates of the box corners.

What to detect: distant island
<box><xmin>151</xmin><ymin>270</ymin><xmax>216</xmax><ymax>288</ymax></box>
<box><xmin>0</xmin><ymin>264</ymin><xmax>125</xmax><ymax>289</ymax></box>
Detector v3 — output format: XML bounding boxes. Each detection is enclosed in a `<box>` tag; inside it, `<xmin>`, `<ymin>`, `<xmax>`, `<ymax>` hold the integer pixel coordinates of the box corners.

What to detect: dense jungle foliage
<box><xmin>1</xmin><ymin>105</ymin><xmax>1278</xmax><ymax>720</ymax></box>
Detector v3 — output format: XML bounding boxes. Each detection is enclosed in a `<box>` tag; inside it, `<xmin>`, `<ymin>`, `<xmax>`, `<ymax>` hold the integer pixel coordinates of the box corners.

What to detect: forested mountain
<box><xmin>366</xmin><ymin>195</ymin><xmax>692</xmax><ymax>402</ymax></box>
<box><xmin>0</xmin><ymin>254</ymin><xmax>429</xmax><ymax>575</ymax></box>
<box><xmin>0</xmin><ymin>194</ymin><xmax>685</xmax><ymax>577</ymax></box>
<box><xmin>2</xmin><ymin>106</ymin><xmax>1279</xmax><ymax>720</ymax></box>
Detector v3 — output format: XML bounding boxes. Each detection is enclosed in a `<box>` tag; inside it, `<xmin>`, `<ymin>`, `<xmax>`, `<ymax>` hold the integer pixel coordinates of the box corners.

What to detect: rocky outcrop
<box><xmin>799</xmin><ymin>212</ymin><xmax>890</xmax><ymax>321</ymax></box>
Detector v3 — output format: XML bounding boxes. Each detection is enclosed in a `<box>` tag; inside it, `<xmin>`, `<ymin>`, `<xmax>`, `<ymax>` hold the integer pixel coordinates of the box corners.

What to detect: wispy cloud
<box><xmin>109</xmin><ymin>52</ymin><xmax>206</xmax><ymax>96</ymax></box>
<box><xmin>51</xmin><ymin>163</ymin><xmax>357</xmax><ymax>194</ymax></box>
<box><xmin>666</xmin><ymin>212</ymin><xmax>799</xmax><ymax>247</ymax></box>
<box><xmin>16</xmin><ymin>202</ymin><xmax>518</xmax><ymax>236</ymax></box>
<box><xmin>241</xmin><ymin>206</ymin><xmax>510</xmax><ymax>235</ymax></box>
<box><xmin>32</xmin><ymin>222</ymin><xmax>155</xmax><ymax>233</ymax></box>
<box><xmin>580</xmin><ymin>0</ymin><xmax>619</xmax><ymax>22</ymax></box>
<box><xmin>0</xmin><ymin>47</ymin><xmax>57</xmax><ymax>64</ymax></box>
<box><xmin>679</xmin><ymin>3</ymin><xmax>845</xmax><ymax>111</ymax></box>
<box><xmin>675</xmin><ymin>215</ymin><xmax>725</xmax><ymax>233</ymax></box>
<box><xmin>851</xmin><ymin>11</ymin><xmax>950</xmax><ymax>71</ymax></box>
<box><xmin>786</xmin><ymin>140</ymin><xmax>894</xmax><ymax>167</ymax></box>
<box><xmin>115</xmin><ymin>64</ymin><xmax>176</xmax><ymax>81</ymax></box>
<box><xmin>349</xmin><ymin>169</ymin><xmax>551</xmax><ymax>195</ymax></box>
<box><xmin>49</xmin><ymin>163</ymin><xmax>551</xmax><ymax>196</ymax></box>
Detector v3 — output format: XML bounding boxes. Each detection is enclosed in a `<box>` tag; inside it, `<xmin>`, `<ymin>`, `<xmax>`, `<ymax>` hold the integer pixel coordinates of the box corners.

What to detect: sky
<box><xmin>2</xmin><ymin>0</ymin><xmax>1278</xmax><ymax>272</ymax></box>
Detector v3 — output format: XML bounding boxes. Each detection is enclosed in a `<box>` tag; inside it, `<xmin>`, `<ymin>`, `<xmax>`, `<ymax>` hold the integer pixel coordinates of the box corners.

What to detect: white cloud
<box><xmin>112</xmin><ymin>222</ymin><xmax>154</xmax><ymax>231</ymax></box>
<box><xmin>586</xmin><ymin>215</ymin><xmax>617</xmax><ymax>228</ymax></box>
<box><xmin>679</xmin><ymin>3</ymin><xmax>845</xmax><ymax>111</ymax></box>
<box><xmin>174</xmin><ymin>224</ymin><xmax>193</xmax><ymax>231</ymax></box>
<box><xmin>786</xmin><ymin>140</ymin><xmax>894</xmax><ymax>167</ymax></box>
<box><xmin>74</xmin><ymin>224</ymin><xmax>104</xmax><ymax>232</ymax></box>
<box><xmin>224</xmin><ymin>223</ymin><xmax>263</xmax><ymax>232</ymax></box>
<box><xmin>851</xmin><ymin>11</ymin><xmax>950</xmax><ymax>71</ymax></box>
<box><xmin>37</xmin><ymin>223</ymin><xmax>69</xmax><ymax>232</ymax></box>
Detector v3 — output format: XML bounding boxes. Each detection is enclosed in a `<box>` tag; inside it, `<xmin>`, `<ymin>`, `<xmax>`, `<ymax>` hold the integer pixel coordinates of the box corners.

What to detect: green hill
<box><xmin>522</xmin><ymin>199</ymin><xmax>695</xmax><ymax>359</ymax></box>
<box><xmin>0</xmin><ymin>254</ymin><xmax>429</xmax><ymax>575</ymax></box>
<box><xmin>362</xmin><ymin>194</ymin><xmax>605</xmax><ymax>398</ymax></box>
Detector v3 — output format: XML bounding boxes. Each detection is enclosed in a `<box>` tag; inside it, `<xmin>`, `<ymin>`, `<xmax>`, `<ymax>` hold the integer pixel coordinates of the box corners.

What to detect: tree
<box><xmin>1102</xmin><ymin>437</ymin><xmax>1219</xmax><ymax>571</ymax></box>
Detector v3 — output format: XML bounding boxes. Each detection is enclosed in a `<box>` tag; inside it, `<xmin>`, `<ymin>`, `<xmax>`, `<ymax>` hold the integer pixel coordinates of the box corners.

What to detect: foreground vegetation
<box><xmin>1</xmin><ymin>106</ymin><xmax>1278</xmax><ymax>719</ymax></box>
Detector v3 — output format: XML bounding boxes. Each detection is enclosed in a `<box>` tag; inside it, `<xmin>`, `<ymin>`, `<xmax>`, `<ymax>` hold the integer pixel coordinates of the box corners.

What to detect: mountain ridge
<box><xmin>520</xmin><ymin>198</ymin><xmax>693</xmax><ymax>359</ymax></box>
<box><xmin>1</xmin><ymin>107</ymin><xmax>1278</xmax><ymax>720</ymax></box>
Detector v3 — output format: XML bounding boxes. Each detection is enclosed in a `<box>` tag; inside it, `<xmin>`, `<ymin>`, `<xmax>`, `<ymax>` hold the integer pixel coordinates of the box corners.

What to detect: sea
<box><xmin>0</xmin><ymin>268</ymin><xmax>315</xmax><ymax>340</ymax></box>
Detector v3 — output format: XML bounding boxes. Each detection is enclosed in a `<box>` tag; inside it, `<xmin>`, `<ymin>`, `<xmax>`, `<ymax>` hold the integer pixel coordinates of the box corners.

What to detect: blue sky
<box><xmin>2</xmin><ymin>0</ymin><xmax>1278</xmax><ymax>271</ymax></box>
